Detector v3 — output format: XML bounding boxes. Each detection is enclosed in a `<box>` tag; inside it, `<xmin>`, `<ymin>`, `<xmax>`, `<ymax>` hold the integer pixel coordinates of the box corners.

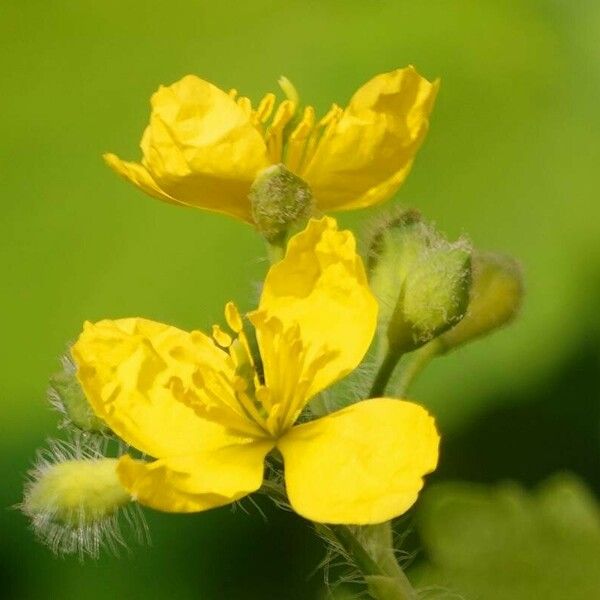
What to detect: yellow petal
<box><xmin>118</xmin><ymin>438</ymin><xmax>274</xmax><ymax>513</ymax></box>
<box><xmin>301</xmin><ymin>67</ymin><xmax>439</xmax><ymax>211</ymax></box>
<box><xmin>278</xmin><ymin>398</ymin><xmax>439</xmax><ymax>524</ymax></box>
<box><xmin>249</xmin><ymin>217</ymin><xmax>377</xmax><ymax>428</ymax></box>
<box><xmin>72</xmin><ymin>318</ymin><xmax>256</xmax><ymax>458</ymax></box>
<box><xmin>103</xmin><ymin>153</ymin><xmax>185</xmax><ymax>207</ymax></box>
<box><xmin>108</xmin><ymin>75</ymin><xmax>272</xmax><ymax>222</ymax></box>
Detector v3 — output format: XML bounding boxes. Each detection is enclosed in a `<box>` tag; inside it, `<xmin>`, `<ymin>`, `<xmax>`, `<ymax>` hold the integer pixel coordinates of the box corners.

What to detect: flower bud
<box><xmin>24</xmin><ymin>458</ymin><xmax>129</xmax><ymax>525</ymax></box>
<box><xmin>21</xmin><ymin>440</ymin><xmax>146</xmax><ymax>558</ymax></box>
<box><xmin>368</xmin><ymin>212</ymin><xmax>472</xmax><ymax>354</ymax></box>
<box><xmin>48</xmin><ymin>354</ymin><xmax>108</xmax><ymax>433</ymax></box>
<box><xmin>249</xmin><ymin>164</ymin><xmax>314</xmax><ymax>243</ymax></box>
<box><xmin>436</xmin><ymin>251</ymin><xmax>523</xmax><ymax>352</ymax></box>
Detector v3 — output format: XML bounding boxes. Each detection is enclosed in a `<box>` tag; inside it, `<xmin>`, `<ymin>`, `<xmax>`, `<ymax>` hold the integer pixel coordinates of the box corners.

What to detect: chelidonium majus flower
<box><xmin>72</xmin><ymin>218</ymin><xmax>439</xmax><ymax>525</ymax></box>
<box><xmin>105</xmin><ymin>68</ymin><xmax>439</xmax><ymax>223</ymax></box>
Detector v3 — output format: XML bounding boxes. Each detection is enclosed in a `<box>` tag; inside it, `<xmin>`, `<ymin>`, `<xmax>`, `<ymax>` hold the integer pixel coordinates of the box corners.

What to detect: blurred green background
<box><xmin>2</xmin><ymin>1</ymin><xmax>599</xmax><ymax>598</ymax></box>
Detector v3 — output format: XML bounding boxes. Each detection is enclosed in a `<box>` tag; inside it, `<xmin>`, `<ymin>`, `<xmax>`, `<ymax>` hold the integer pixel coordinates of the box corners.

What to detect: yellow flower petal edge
<box><xmin>117</xmin><ymin>440</ymin><xmax>273</xmax><ymax>513</ymax></box>
<box><xmin>105</xmin><ymin>67</ymin><xmax>437</xmax><ymax>222</ymax></box>
<box><xmin>72</xmin><ymin>219</ymin><xmax>439</xmax><ymax>522</ymax></box>
<box><xmin>103</xmin><ymin>154</ymin><xmax>184</xmax><ymax>208</ymax></box>
<box><xmin>277</xmin><ymin>398</ymin><xmax>440</xmax><ymax>524</ymax></box>
<box><xmin>250</xmin><ymin>216</ymin><xmax>378</xmax><ymax>424</ymax></box>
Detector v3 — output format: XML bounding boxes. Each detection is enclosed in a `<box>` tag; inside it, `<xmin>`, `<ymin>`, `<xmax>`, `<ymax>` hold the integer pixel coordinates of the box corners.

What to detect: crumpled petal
<box><xmin>301</xmin><ymin>66</ymin><xmax>439</xmax><ymax>211</ymax></box>
<box><xmin>105</xmin><ymin>75</ymin><xmax>271</xmax><ymax>221</ymax></box>
<box><xmin>277</xmin><ymin>398</ymin><xmax>439</xmax><ymax>524</ymax></box>
<box><xmin>72</xmin><ymin>318</ymin><xmax>240</xmax><ymax>458</ymax></box>
<box><xmin>249</xmin><ymin>217</ymin><xmax>377</xmax><ymax>426</ymax></box>
<box><xmin>117</xmin><ymin>438</ymin><xmax>273</xmax><ymax>513</ymax></box>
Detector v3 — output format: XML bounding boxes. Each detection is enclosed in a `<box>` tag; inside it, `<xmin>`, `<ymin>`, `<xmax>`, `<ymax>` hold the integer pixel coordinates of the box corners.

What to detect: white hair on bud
<box><xmin>20</xmin><ymin>438</ymin><xmax>149</xmax><ymax>560</ymax></box>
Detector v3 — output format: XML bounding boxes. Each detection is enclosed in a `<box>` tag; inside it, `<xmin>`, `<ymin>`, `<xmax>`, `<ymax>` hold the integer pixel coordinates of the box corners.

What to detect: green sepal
<box><xmin>49</xmin><ymin>355</ymin><xmax>109</xmax><ymax>434</ymax></box>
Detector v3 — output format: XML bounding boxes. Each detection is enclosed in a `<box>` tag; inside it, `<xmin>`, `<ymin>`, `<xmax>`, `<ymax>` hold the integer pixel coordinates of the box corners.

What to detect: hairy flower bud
<box><xmin>368</xmin><ymin>211</ymin><xmax>472</xmax><ymax>354</ymax></box>
<box><xmin>26</xmin><ymin>458</ymin><xmax>129</xmax><ymax>523</ymax></box>
<box><xmin>249</xmin><ymin>164</ymin><xmax>314</xmax><ymax>243</ymax></box>
<box><xmin>21</xmin><ymin>440</ymin><xmax>146</xmax><ymax>558</ymax></box>
<box><xmin>436</xmin><ymin>251</ymin><xmax>523</xmax><ymax>352</ymax></box>
<box><xmin>48</xmin><ymin>354</ymin><xmax>108</xmax><ymax>434</ymax></box>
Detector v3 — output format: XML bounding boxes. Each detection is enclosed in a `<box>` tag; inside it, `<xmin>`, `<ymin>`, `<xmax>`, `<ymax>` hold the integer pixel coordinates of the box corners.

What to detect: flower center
<box><xmin>211</xmin><ymin>303</ymin><xmax>285</xmax><ymax>439</ymax></box>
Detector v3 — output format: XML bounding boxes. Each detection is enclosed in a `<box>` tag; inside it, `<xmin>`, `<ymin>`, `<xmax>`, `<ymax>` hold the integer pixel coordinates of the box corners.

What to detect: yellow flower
<box><xmin>105</xmin><ymin>68</ymin><xmax>439</xmax><ymax>223</ymax></box>
<box><xmin>72</xmin><ymin>217</ymin><xmax>439</xmax><ymax>524</ymax></box>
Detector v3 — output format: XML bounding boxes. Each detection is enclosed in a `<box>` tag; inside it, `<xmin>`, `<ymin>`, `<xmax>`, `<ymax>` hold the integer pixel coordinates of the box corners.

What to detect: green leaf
<box><xmin>412</xmin><ymin>474</ymin><xmax>600</xmax><ymax>599</ymax></box>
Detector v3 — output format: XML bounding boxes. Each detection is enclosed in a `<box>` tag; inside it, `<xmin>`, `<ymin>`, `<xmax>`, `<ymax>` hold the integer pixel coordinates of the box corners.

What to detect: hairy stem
<box><xmin>333</xmin><ymin>525</ymin><xmax>417</xmax><ymax>600</ymax></box>
<box><xmin>334</xmin><ymin>525</ymin><xmax>385</xmax><ymax>573</ymax></box>
<box><xmin>260</xmin><ymin>483</ymin><xmax>417</xmax><ymax>599</ymax></box>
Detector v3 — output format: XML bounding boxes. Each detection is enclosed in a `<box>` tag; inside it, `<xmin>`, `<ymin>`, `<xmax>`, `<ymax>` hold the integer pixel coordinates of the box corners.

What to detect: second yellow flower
<box><xmin>105</xmin><ymin>68</ymin><xmax>438</xmax><ymax>223</ymax></box>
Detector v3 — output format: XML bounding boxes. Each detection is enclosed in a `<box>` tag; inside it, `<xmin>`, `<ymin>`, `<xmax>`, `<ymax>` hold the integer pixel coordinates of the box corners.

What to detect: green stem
<box><xmin>333</xmin><ymin>525</ymin><xmax>384</xmax><ymax>575</ymax></box>
<box><xmin>260</xmin><ymin>483</ymin><xmax>417</xmax><ymax>599</ymax></box>
<box><xmin>369</xmin><ymin>349</ymin><xmax>402</xmax><ymax>398</ymax></box>
<box><xmin>333</xmin><ymin>525</ymin><xmax>417</xmax><ymax>600</ymax></box>
<box><xmin>395</xmin><ymin>339</ymin><xmax>442</xmax><ymax>396</ymax></box>
<box><xmin>259</xmin><ymin>479</ymin><xmax>287</xmax><ymax>502</ymax></box>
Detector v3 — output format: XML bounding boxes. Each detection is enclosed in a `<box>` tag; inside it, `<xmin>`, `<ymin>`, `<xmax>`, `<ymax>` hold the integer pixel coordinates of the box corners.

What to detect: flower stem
<box><xmin>369</xmin><ymin>349</ymin><xmax>402</xmax><ymax>398</ymax></box>
<box><xmin>333</xmin><ymin>525</ymin><xmax>417</xmax><ymax>600</ymax></box>
<box><xmin>333</xmin><ymin>525</ymin><xmax>383</xmax><ymax>574</ymax></box>
<box><xmin>395</xmin><ymin>339</ymin><xmax>442</xmax><ymax>396</ymax></box>
<box><xmin>260</xmin><ymin>483</ymin><xmax>417</xmax><ymax>599</ymax></box>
